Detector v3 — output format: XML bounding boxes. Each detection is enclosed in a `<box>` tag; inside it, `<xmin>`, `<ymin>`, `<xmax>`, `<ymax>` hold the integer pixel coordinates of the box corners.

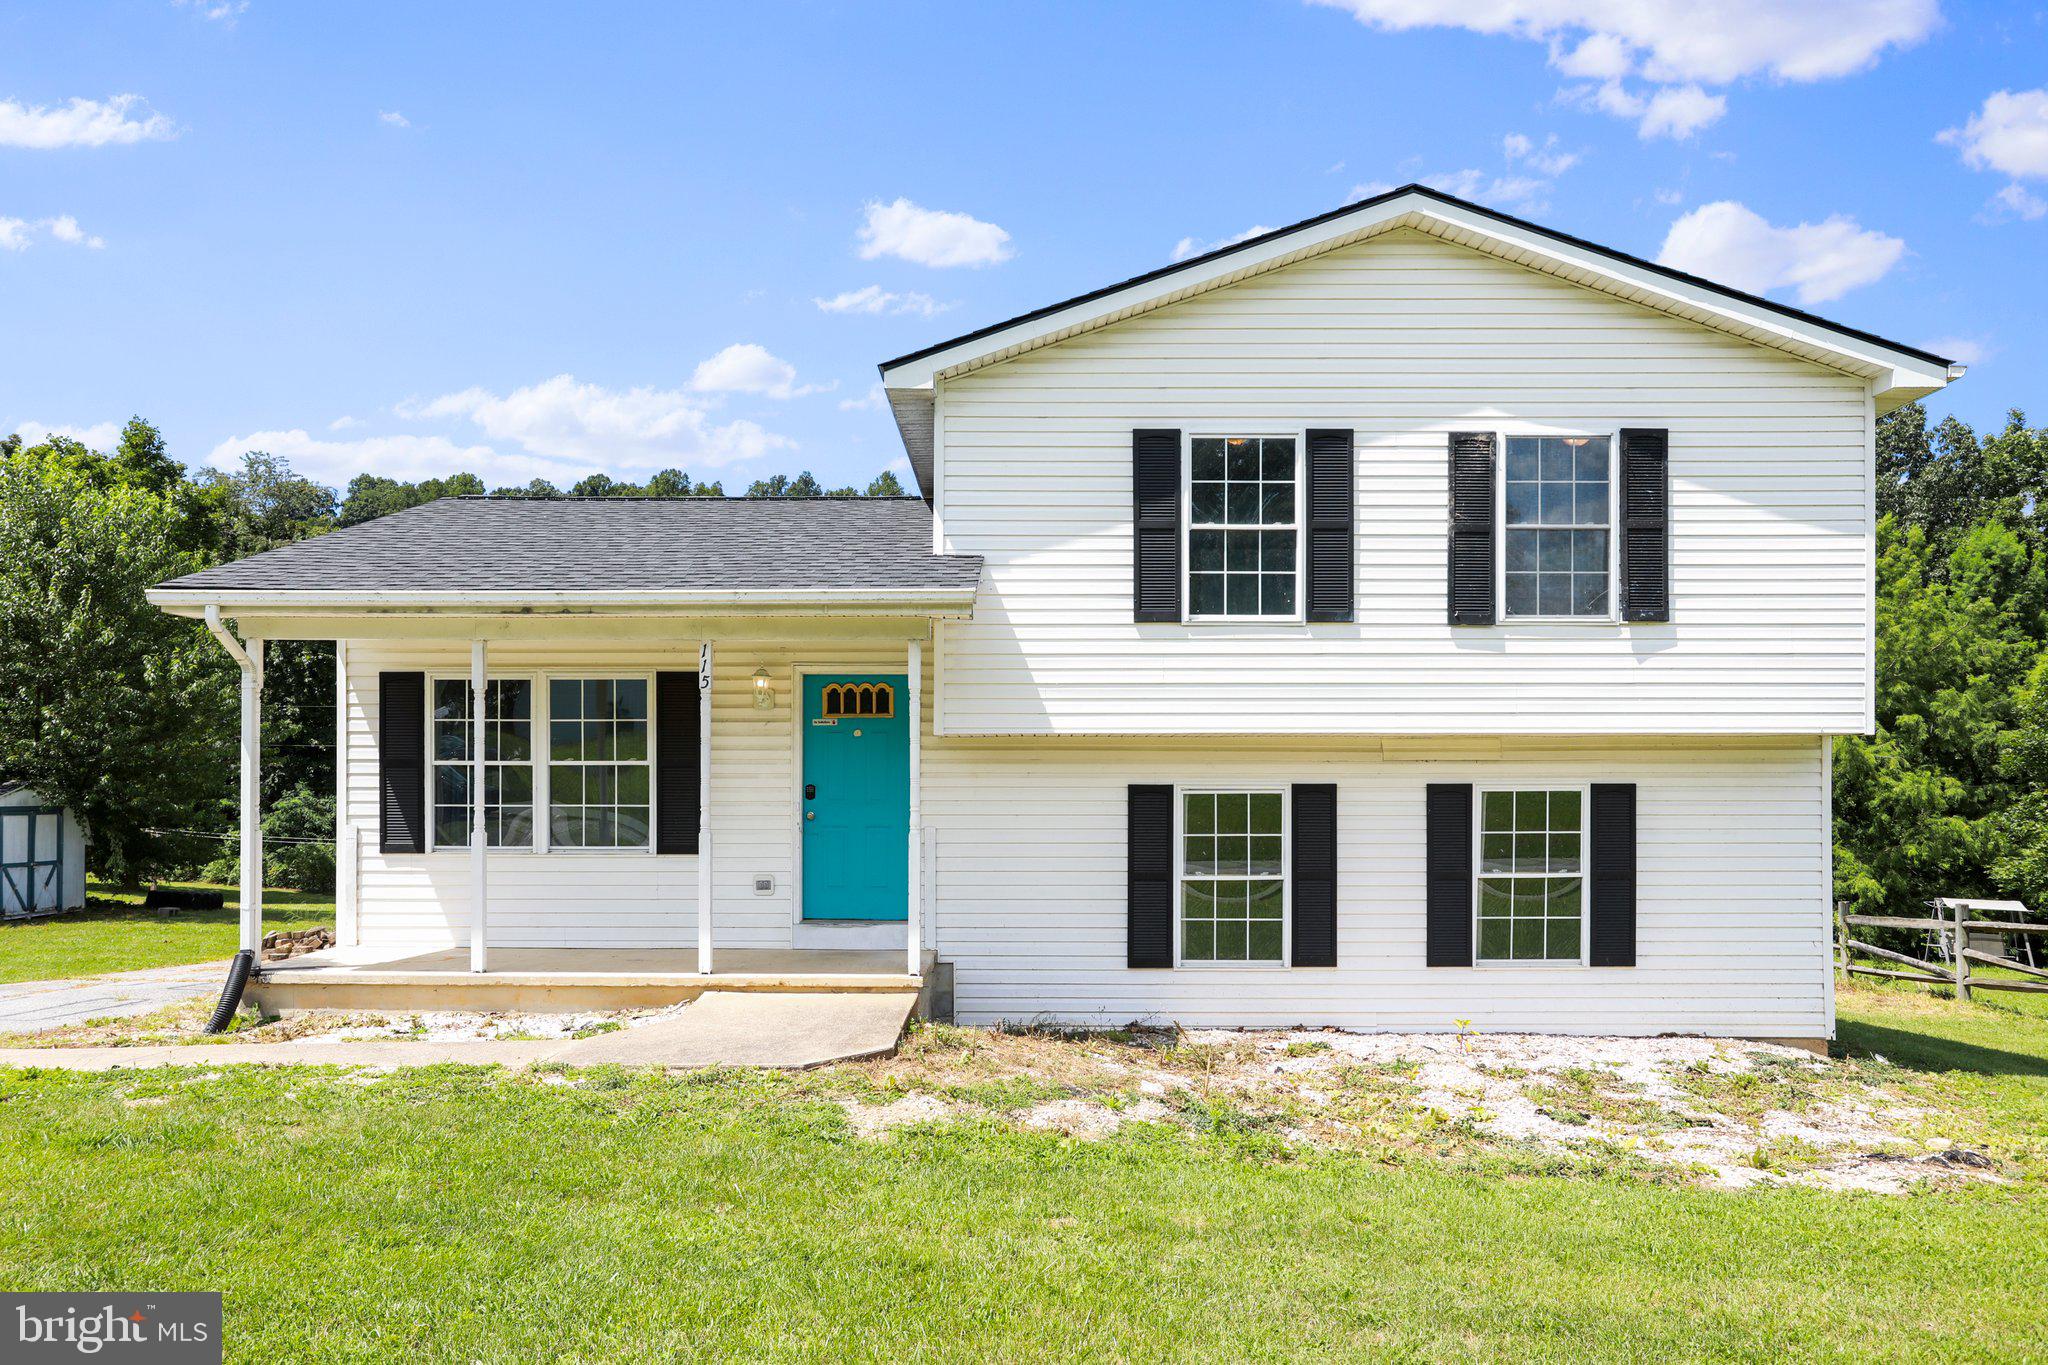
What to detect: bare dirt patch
<box><xmin>820</xmin><ymin>1023</ymin><xmax>1999</xmax><ymax>1193</ymax></box>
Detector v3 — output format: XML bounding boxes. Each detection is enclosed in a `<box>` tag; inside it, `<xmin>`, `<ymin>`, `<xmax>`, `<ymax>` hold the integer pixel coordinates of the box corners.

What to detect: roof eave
<box><xmin>147</xmin><ymin>585</ymin><xmax>980</xmax><ymax>620</ymax></box>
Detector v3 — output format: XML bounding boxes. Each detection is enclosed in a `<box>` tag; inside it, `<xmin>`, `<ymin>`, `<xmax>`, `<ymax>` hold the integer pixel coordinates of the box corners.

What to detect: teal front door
<box><xmin>801</xmin><ymin>673</ymin><xmax>909</xmax><ymax>921</ymax></box>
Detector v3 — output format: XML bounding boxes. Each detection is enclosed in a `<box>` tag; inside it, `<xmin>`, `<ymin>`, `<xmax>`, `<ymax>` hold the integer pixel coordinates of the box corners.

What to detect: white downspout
<box><xmin>470</xmin><ymin>639</ymin><xmax>489</xmax><ymax>973</ymax></box>
<box><xmin>697</xmin><ymin>641</ymin><xmax>714</xmax><ymax>974</ymax></box>
<box><xmin>204</xmin><ymin>605</ymin><xmax>263</xmax><ymax>955</ymax></box>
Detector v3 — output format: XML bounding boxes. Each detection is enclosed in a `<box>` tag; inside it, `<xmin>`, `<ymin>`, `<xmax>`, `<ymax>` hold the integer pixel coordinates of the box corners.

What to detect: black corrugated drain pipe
<box><xmin>205</xmin><ymin>948</ymin><xmax>256</xmax><ymax>1034</ymax></box>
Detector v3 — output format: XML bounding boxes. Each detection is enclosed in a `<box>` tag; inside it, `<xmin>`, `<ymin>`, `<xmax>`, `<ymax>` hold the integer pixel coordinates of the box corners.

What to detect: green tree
<box><xmin>0</xmin><ymin>461</ymin><xmax>234</xmax><ymax>881</ymax></box>
<box><xmin>865</xmin><ymin>470</ymin><xmax>905</xmax><ymax>497</ymax></box>
<box><xmin>193</xmin><ymin>451</ymin><xmax>338</xmax><ymax>557</ymax></box>
<box><xmin>336</xmin><ymin>472</ymin><xmax>485</xmax><ymax>527</ymax></box>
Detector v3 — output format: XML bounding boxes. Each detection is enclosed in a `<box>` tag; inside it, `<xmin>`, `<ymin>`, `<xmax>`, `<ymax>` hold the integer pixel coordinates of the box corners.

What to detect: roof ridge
<box><xmin>449</xmin><ymin>494</ymin><xmax>928</xmax><ymax>503</ymax></box>
<box><xmin>877</xmin><ymin>181</ymin><xmax>1954</xmax><ymax>375</ymax></box>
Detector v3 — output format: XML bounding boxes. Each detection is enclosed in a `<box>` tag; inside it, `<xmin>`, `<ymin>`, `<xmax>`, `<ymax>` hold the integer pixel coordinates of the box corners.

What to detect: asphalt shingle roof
<box><xmin>157</xmin><ymin>496</ymin><xmax>982</xmax><ymax>596</ymax></box>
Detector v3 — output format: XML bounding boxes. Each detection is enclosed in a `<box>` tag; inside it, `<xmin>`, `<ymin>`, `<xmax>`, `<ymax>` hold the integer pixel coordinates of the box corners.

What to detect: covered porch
<box><xmin>143</xmin><ymin>496</ymin><xmax>982</xmax><ymax>1018</ymax></box>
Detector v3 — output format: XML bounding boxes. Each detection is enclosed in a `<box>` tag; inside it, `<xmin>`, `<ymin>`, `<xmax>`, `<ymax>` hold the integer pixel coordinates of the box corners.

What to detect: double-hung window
<box><xmin>548</xmin><ymin>678</ymin><xmax>652</xmax><ymax>849</ymax></box>
<box><xmin>1502</xmin><ymin>434</ymin><xmax>1612</xmax><ymax>619</ymax></box>
<box><xmin>431</xmin><ymin>679</ymin><xmax>534</xmax><ymax>849</ymax></box>
<box><xmin>1179</xmin><ymin>789</ymin><xmax>1287</xmax><ymax>963</ymax></box>
<box><xmin>1475</xmin><ymin>788</ymin><xmax>1585</xmax><ymax>963</ymax></box>
<box><xmin>1188</xmin><ymin>436</ymin><xmax>1298</xmax><ymax>619</ymax></box>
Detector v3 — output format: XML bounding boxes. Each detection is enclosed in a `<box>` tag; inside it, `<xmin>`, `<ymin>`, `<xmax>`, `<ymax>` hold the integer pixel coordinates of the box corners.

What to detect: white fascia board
<box><xmin>147</xmin><ymin>586</ymin><xmax>978</xmax><ymax>617</ymax></box>
<box><xmin>877</xmin><ymin>191</ymin><xmax>1956</xmax><ymax>406</ymax></box>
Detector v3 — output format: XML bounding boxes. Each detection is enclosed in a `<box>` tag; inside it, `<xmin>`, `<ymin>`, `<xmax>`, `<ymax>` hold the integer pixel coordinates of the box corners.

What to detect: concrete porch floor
<box><xmin>251</xmin><ymin>945</ymin><xmax>940</xmax><ymax>1015</ymax></box>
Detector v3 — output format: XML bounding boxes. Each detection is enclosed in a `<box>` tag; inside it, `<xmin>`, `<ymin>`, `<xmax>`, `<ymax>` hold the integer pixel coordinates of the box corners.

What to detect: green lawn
<box><xmin>1</xmin><ymin>982</ymin><xmax>2044</xmax><ymax>1361</ymax></box>
<box><xmin>0</xmin><ymin>883</ymin><xmax>333</xmax><ymax>984</ymax></box>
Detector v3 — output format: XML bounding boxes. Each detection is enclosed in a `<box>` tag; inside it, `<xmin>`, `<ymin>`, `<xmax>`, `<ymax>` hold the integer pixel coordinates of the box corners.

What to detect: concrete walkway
<box><xmin>0</xmin><ymin>960</ymin><xmax>231</xmax><ymax>1034</ymax></box>
<box><xmin>0</xmin><ymin>989</ymin><xmax>918</xmax><ymax>1072</ymax></box>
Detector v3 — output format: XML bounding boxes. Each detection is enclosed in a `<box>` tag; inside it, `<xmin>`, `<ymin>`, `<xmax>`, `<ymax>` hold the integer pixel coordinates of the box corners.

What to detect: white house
<box><xmin>146</xmin><ymin>185</ymin><xmax>1961</xmax><ymax>1047</ymax></box>
<box><xmin>0</xmin><ymin>780</ymin><xmax>87</xmax><ymax>918</ymax></box>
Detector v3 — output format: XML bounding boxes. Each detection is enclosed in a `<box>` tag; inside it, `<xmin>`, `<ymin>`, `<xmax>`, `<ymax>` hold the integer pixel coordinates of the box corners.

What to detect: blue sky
<box><xmin>2</xmin><ymin>1</ymin><xmax>2043</xmax><ymax>493</ymax></box>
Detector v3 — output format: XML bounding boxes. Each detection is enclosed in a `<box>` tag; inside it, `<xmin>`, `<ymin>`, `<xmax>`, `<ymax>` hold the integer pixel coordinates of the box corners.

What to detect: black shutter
<box><xmin>1425</xmin><ymin>783</ymin><xmax>1474</xmax><ymax>966</ymax></box>
<box><xmin>1127</xmin><ymin>784</ymin><xmax>1174</xmax><ymax>968</ymax></box>
<box><xmin>1447</xmin><ymin>432</ymin><xmax>1495</xmax><ymax>625</ymax></box>
<box><xmin>1132</xmin><ymin>429</ymin><xmax>1181</xmax><ymax>623</ymax></box>
<box><xmin>655</xmin><ymin>670</ymin><xmax>701</xmax><ymax>855</ymax></box>
<box><xmin>1291</xmin><ymin>783</ymin><xmax>1337</xmax><ymax>966</ymax></box>
<box><xmin>1304</xmin><ymin>428</ymin><xmax>1355</xmax><ymax>622</ymax></box>
<box><xmin>1619</xmin><ymin>428</ymin><xmax>1670</xmax><ymax>623</ymax></box>
<box><xmin>1589</xmin><ymin>783</ymin><xmax>1638</xmax><ymax>966</ymax></box>
<box><xmin>378</xmin><ymin>672</ymin><xmax>426</xmax><ymax>854</ymax></box>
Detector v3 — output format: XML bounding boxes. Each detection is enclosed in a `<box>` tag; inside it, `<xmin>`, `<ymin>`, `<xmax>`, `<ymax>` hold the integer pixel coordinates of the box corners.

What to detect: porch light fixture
<box><xmin>751</xmin><ymin>667</ymin><xmax>774</xmax><ymax>709</ymax></box>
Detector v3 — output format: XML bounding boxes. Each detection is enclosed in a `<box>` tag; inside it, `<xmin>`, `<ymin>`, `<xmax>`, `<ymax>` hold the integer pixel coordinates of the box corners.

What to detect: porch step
<box><xmin>552</xmin><ymin>990</ymin><xmax>917</xmax><ymax>1069</ymax></box>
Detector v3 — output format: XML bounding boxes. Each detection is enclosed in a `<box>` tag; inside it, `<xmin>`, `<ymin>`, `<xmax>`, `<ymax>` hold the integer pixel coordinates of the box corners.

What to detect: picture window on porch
<box><xmin>549</xmin><ymin>677</ymin><xmax>652</xmax><ymax>849</ymax></box>
<box><xmin>1179</xmin><ymin>790</ymin><xmax>1287</xmax><ymax>963</ymax></box>
<box><xmin>432</xmin><ymin>678</ymin><xmax>534</xmax><ymax>849</ymax></box>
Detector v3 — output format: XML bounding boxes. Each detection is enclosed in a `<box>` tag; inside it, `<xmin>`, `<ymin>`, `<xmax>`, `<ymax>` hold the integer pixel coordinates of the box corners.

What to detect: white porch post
<box><xmin>907</xmin><ymin>636</ymin><xmax>922</xmax><ymax>976</ymax></box>
<box><xmin>239</xmin><ymin>638</ymin><xmax>264</xmax><ymax>954</ymax></box>
<box><xmin>470</xmin><ymin>639</ymin><xmax>488</xmax><ymax>973</ymax></box>
<box><xmin>697</xmin><ymin>641</ymin><xmax>714</xmax><ymax>974</ymax></box>
<box><xmin>334</xmin><ymin>639</ymin><xmax>358</xmax><ymax>947</ymax></box>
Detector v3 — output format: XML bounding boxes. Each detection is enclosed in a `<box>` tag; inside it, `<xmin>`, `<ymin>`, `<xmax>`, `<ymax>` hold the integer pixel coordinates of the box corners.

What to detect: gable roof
<box><xmin>877</xmin><ymin>183</ymin><xmax>1961</xmax><ymax>493</ymax></box>
<box><xmin>148</xmin><ymin>496</ymin><xmax>982</xmax><ymax>612</ymax></box>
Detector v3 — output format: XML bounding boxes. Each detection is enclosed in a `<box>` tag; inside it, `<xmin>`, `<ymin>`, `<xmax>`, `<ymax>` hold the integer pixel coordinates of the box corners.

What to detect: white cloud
<box><xmin>1503</xmin><ymin>131</ymin><xmax>1580</xmax><ymax>175</ymax></box>
<box><xmin>1423</xmin><ymin>170</ymin><xmax>1552</xmax><ymax>210</ymax></box>
<box><xmin>400</xmin><ymin>372</ymin><xmax>794</xmax><ymax>471</ymax></box>
<box><xmin>0</xmin><ymin>94</ymin><xmax>176</xmax><ymax>149</ymax></box>
<box><xmin>9</xmin><ymin>419</ymin><xmax>121</xmax><ymax>450</ymax></box>
<box><xmin>1311</xmin><ymin>1</ymin><xmax>1935</xmax><ymax>135</ymax></box>
<box><xmin>1566</xmin><ymin>79</ymin><xmax>1725</xmax><ymax>138</ymax></box>
<box><xmin>813</xmin><ymin>284</ymin><xmax>952</xmax><ymax>317</ymax></box>
<box><xmin>1940</xmin><ymin>88</ymin><xmax>2048</xmax><ymax>179</ymax></box>
<box><xmin>1653</xmin><ymin>186</ymin><xmax>1685</xmax><ymax>206</ymax></box>
<box><xmin>687</xmin><ymin>343</ymin><xmax>828</xmax><ymax>399</ymax></box>
<box><xmin>0</xmin><ymin>214</ymin><xmax>106</xmax><ymax>250</ymax></box>
<box><xmin>1171</xmin><ymin>225</ymin><xmax>1275</xmax><ymax>262</ymax></box>
<box><xmin>176</xmin><ymin>0</ymin><xmax>249</xmax><ymax>23</ymax></box>
<box><xmin>840</xmin><ymin>384</ymin><xmax>889</xmax><ymax>412</ymax></box>
<box><xmin>1657</xmin><ymin>200</ymin><xmax>1906</xmax><ymax>304</ymax></box>
<box><xmin>377</xmin><ymin>110</ymin><xmax>411</xmax><ymax>128</ymax></box>
<box><xmin>1988</xmin><ymin>183</ymin><xmax>2048</xmax><ymax>222</ymax></box>
<box><xmin>43</xmin><ymin>215</ymin><xmax>104</xmax><ymax>249</ymax></box>
<box><xmin>1308</xmin><ymin>1</ymin><xmax>1939</xmax><ymax>84</ymax></box>
<box><xmin>857</xmin><ymin>198</ymin><xmax>1013</xmax><ymax>268</ymax></box>
<box><xmin>328</xmin><ymin>415</ymin><xmax>362</xmax><ymax>431</ymax></box>
<box><xmin>1637</xmin><ymin>84</ymin><xmax>1727</xmax><ymax>139</ymax></box>
<box><xmin>1347</xmin><ymin>180</ymin><xmax>1398</xmax><ymax>202</ymax></box>
<box><xmin>1940</xmin><ymin>89</ymin><xmax>2048</xmax><ymax>222</ymax></box>
<box><xmin>1920</xmin><ymin>335</ymin><xmax>1991</xmax><ymax>367</ymax></box>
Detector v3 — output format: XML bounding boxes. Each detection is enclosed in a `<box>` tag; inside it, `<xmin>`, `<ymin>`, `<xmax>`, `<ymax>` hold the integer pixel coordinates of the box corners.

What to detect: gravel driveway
<box><xmin>0</xmin><ymin>961</ymin><xmax>230</xmax><ymax>1033</ymax></box>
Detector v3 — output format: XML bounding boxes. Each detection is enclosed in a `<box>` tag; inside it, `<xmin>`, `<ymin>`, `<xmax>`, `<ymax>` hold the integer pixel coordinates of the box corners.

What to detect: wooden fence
<box><xmin>1838</xmin><ymin>898</ymin><xmax>2048</xmax><ymax>1001</ymax></box>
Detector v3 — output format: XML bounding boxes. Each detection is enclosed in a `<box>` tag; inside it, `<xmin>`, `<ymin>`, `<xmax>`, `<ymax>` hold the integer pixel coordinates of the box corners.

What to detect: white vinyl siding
<box><xmin>931</xmin><ymin>227</ymin><xmax>1873</xmax><ymax>736</ymax></box>
<box><xmin>922</xmin><ymin>735</ymin><xmax>1831</xmax><ymax>1036</ymax></box>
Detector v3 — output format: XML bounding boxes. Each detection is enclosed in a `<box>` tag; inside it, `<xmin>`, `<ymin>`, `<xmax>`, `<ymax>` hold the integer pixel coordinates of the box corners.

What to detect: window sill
<box><xmin>1173</xmin><ymin>960</ymin><xmax>1291</xmax><ymax>970</ymax></box>
<box><xmin>1181</xmin><ymin>617</ymin><xmax>1308</xmax><ymax>627</ymax></box>
<box><xmin>1471</xmin><ymin>959</ymin><xmax>1591</xmax><ymax>969</ymax></box>
<box><xmin>1497</xmin><ymin>616</ymin><xmax>1621</xmax><ymax>627</ymax></box>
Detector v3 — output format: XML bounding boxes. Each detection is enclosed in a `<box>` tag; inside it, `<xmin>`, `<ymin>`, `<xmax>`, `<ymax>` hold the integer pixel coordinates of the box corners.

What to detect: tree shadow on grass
<box><xmin>1837</xmin><ymin>1019</ymin><xmax>2048</xmax><ymax>1079</ymax></box>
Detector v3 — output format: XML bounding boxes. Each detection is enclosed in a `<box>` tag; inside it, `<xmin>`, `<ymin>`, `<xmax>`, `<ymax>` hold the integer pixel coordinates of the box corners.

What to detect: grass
<box><xmin>1</xmin><ymin>981</ymin><xmax>2045</xmax><ymax>1361</ymax></box>
<box><xmin>0</xmin><ymin>882</ymin><xmax>332</xmax><ymax>984</ymax></box>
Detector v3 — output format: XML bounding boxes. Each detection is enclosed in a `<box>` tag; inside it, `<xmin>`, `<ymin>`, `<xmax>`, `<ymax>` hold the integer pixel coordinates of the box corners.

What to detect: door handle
<box><xmin>804</xmin><ymin>784</ymin><xmax>816</xmax><ymax>799</ymax></box>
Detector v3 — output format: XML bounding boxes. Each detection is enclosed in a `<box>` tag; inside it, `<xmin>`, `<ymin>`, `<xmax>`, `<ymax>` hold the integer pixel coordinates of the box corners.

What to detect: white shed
<box><xmin>0</xmin><ymin>781</ymin><xmax>87</xmax><ymax>918</ymax></box>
